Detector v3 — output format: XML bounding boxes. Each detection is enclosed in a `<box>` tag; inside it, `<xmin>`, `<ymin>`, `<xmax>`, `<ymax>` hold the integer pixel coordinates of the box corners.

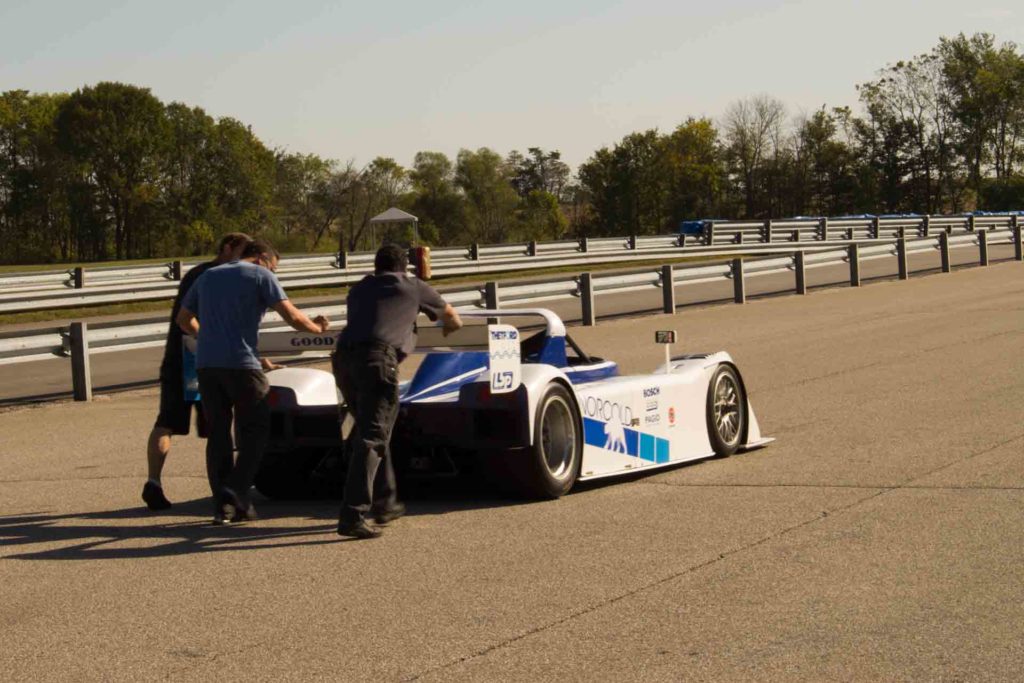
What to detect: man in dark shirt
<box><xmin>334</xmin><ymin>244</ymin><xmax>462</xmax><ymax>539</ymax></box>
<box><xmin>142</xmin><ymin>232</ymin><xmax>250</xmax><ymax>511</ymax></box>
<box><xmin>177</xmin><ymin>239</ymin><xmax>330</xmax><ymax>524</ymax></box>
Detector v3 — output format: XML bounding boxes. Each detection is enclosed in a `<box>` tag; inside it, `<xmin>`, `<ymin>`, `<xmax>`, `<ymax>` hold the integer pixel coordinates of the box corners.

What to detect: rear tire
<box><xmin>706</xmin><ymin>365</ymin><xmax>747</xmax><ymax>458</ymax></box>
<box><xmin>505</xmin><ymin>383</ymin><xmax>582</xmax><ymax>499</ymax></box>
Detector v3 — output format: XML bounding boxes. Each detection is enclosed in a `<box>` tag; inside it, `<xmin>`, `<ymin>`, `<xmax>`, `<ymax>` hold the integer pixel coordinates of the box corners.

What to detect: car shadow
<box><xmin>0</xmin><ymin>483</ymin><xmax>531</xmax><ymax>562</ymax></box>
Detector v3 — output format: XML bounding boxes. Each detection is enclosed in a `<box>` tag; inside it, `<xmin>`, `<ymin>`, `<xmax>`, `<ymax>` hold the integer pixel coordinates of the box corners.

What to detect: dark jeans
<box><xmin>332</xmin><ymin>342</ymin><xmax>400</xmax><ymax>524</ymax></box>
<box><xmin>197</xmin><ymin>368</ymin><xmax>270</xmax><ymax>504</ymax></box>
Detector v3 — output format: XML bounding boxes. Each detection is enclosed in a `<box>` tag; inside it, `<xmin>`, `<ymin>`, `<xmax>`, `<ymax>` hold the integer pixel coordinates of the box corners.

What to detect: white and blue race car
<box><xmin>254</xmin><ymin>308</ymin><xmax>772</xmax><ymax>499</ymax></box>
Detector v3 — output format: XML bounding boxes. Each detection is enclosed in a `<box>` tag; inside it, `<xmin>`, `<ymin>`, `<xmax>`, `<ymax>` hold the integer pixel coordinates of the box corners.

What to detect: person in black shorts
<box><xmin>334</xmin><ymin>244</ymin><xmax>463</xmax><ymax>539</ymax></box>
<box><xmin>141</xmin><ymin>232</ymin><xmax>251</xmax><ymax>510</ymax></box>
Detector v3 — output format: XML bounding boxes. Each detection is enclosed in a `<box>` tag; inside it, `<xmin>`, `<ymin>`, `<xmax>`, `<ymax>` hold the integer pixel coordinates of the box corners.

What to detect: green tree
<box><xmin>939</xmin><ymin>33</ymin><xmax>1024</xmax><ymax>198</ymax></box>
<box><xmin>0</xmin><ymin>90</ymin><xmax>75</xmax><ymax>263</ymax></box>
<box><xmin>577</xmin><ymin>130</ymin><xmax>674</xmax><ymax>235</ymax></box>
<box><xmin>455</xmin><ymin>147</ymin><xmax>519</xmax><ymax>244</ymax></box>
<box><xmin>664</xmin><ymin>117</ymin><xmax>725</xmax><ymax>221</ymax></box>
<box><xmin>508</xmin><ymin>147</ymin><xmax>571</xmax><ymax>200</ymax></box>
<box><xmin>338</xmin><ymin>157</ymin><xmax>408</xmax><ymax>251</ymax></box>
<box><xmin>517</xmin><ymin>189</ymin><xmax>567</xmax><ymax>240</ymax></box>
<box><xmin>55</xmin><ymin>82</ymin><xmax>168</xmax><ymax>259</ymax></box>
<box><xmin>408</xmin><ymin>151</ymin><xmax>464</xmax><ymax>244</ymax></box>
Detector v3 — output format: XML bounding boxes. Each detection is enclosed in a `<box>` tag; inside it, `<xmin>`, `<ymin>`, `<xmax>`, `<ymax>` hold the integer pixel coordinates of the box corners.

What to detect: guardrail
<box><xmin>2</xmin><ymin>223</ymin><xmax>1020</xmax><ymax>401</ymax></box>
<box><xmin>1</xmin><ymin>212</ymin><xmax>1019</xmax><ymax>314</ymax></box>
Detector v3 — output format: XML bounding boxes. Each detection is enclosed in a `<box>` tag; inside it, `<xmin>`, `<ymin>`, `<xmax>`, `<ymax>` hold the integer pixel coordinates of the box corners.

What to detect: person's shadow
<box><xmin>0</xmin><ymin>481</ymin><xmax>527</xmax><ymax>561</ymax></box>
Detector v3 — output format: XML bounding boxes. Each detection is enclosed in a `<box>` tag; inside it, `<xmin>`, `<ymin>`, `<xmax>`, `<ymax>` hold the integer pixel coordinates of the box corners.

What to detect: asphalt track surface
<box><xmin>0</xmin><ymin>242</ymin><xmax>1015</xmax><ymax>403</ymax></box>
<box><xmin>1</xmin><ymin>257</ymin><xmax>1022</xmax><ymax>681</ymax></box>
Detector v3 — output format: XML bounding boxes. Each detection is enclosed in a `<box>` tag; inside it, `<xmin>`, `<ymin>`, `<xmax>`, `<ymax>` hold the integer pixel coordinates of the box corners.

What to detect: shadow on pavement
<box><xmin>0</xmin><ymin>483</ymin><xmax>529</xmax><ymax>562</ymax></box>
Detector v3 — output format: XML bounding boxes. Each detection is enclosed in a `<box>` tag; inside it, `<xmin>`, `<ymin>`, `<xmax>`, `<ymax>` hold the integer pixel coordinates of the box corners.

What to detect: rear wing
<box><xmin>256</xmin><ymin>321</ymin><xmax>523</xmax><ymax>394</ymax></box>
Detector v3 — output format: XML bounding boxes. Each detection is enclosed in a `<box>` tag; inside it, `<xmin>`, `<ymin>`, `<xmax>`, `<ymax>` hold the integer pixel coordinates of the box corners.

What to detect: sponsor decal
<box><xmin>491</xmin><ymin>371</ymin><xmax>515</xmax><ymax>391</ymax></box>
<box><xmin>290</xmin><ymin>335</ymin><xmax>335</xmax><ymax>347</ymax></box>
<box><xmin>489</xmin><ymin>329</ymin><xmax>519</xmax><ymax>341</ymax></box>
<box><xmin>644</xmin><ymin>387</ymin><xmax>660</xmax><ymax>412</ymax></box>
<box><xmin>582</xmin><ymin>396</ymin><xmax>634</xmax><ymax>426</ymax></box>
<box><xmin>644</xmin><ymin>413</ymin><xmax>660</xmax><ymax>425</ymax></box>
<box><xmin>583</xmin><ymin>417</ymin><xmax>671</xmax><ymax>463</ymax></box>
<box><xmin>668</xmin><ymin>406</ymin><xmax>676</xmax><ymax>427</ymax></box>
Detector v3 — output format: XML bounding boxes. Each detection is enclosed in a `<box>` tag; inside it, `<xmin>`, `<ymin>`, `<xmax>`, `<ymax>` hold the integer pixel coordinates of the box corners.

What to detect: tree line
<box><xmin>1</xmin><ymin>32</ymin><xmax>1022</xmax><ymax>265</ymax></box>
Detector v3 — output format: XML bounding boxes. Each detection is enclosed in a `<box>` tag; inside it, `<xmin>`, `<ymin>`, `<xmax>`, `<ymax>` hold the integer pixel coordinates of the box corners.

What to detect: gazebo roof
<box><xmin>369</xmin><ymin>207</ymin><xmax>418</xmax><ymax>224</ymax></box>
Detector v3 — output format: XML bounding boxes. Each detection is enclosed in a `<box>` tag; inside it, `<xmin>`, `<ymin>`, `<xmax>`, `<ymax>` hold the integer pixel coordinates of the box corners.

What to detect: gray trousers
<box><xmin>197</xmin><ymin>367</ymin><xmax>270</xmax><ymax>504</ymax></box>
<box><xmin>332</xmin><ymin>342</ymin><xmax>400</xmax><ymax>524</ymax></box>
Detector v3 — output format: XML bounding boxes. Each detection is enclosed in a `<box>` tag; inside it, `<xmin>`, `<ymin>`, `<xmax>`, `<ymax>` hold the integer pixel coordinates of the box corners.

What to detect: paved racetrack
<box><xmin>1</xmin><ymin>258</ymin><xmax>1021</xmax><ymax>680</ymax></box>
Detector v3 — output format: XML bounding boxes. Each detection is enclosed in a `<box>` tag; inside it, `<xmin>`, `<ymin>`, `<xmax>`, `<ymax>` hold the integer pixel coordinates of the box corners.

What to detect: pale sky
<box><xmin>1</xmin><ymin>0</ymin><xmax>1021</xmax><ymax>170</ymax></box>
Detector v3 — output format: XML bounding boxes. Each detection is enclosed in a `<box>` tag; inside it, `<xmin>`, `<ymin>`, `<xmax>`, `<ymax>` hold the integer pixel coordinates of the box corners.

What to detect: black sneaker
<box><xmin>371</xmin><ymin>502</ymin><xmax>406</xmax><ymax>526</ymax></box>
<box><xmin>337</xmin><ymin>520</ymin><xmax>382</xmax><ymax>539</ymax></box>
<box><xmin>142</xmin><ymin>481</ymin><xmax>172</xmax><ymax>511</ymax></box>
<box><xmin>221</xmin><ymin>487</ymin><xmax>258</xmax><ymax>524</ymax></box>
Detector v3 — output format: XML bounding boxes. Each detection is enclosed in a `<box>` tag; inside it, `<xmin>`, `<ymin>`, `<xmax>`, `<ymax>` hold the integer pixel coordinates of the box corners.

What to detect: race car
<box><xmin>253</xmin><ymin>308</ymin><xmax>772</xmax><ymax>499</ymax></box>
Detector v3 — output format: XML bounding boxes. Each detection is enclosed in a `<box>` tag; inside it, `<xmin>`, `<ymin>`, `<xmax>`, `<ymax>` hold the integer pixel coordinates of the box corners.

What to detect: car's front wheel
<box><xmin>504</xmin><ymin>383</ymin><xmax>582</xmax><ymax>499</ymax></box>
<box><xmin>706</xmin><ymin>364</ymin><xmax>747</xmax><ymax>457</ymax></box>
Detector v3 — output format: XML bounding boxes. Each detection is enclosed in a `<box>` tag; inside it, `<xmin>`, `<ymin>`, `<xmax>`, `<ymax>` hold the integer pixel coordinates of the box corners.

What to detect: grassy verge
<box><xmin>0</xmin><ymin>253</ymin><xmax>721</xmax><ymax>326</ymax></box>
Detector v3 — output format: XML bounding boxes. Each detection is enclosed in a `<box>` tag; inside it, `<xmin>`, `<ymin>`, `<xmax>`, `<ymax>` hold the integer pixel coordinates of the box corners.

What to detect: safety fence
<box><xmin>0</xmin><ymin>212</ymin><xmax>1018</xmax><ymax>314</ymax></box>
<box><xmin>1</xmin><ymin>223</ymin><xmax>1020</xmax><ymax>401</ymax></box>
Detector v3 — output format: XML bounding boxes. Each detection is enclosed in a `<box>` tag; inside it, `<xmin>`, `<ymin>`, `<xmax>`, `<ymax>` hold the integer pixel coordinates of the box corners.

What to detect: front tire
<box><xmin>506</xmin><ymin>383</ymin><xmax>582</xmax><ymax>499</ymax></box>
<box><xmin>707</xmin><ymin>364</ymin><xmax>747</xmax><ymax>458</ymax></box>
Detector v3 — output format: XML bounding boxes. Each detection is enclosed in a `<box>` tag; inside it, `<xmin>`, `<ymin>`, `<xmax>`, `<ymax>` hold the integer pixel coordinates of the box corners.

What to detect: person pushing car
<box><xmin>142</xmin><ymin>231</ymin><xmax>251</xmax><ymax>511</ymax></box>
<box><xmin>177</xmin><ymin>238</ymin><xmax>330</xmax><ymax>524</ymax></box>
<box><xmin>334</xmin><ymin>244</ymin><xmax>462</xmax><ymax>539</ymax></box>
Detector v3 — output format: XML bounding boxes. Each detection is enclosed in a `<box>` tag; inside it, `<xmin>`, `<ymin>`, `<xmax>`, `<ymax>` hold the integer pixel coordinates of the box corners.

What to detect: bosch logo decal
<box><xmin>643</xmin><ymin>387</ymin><xmax>660</xmax><ymax>398</ymax></box>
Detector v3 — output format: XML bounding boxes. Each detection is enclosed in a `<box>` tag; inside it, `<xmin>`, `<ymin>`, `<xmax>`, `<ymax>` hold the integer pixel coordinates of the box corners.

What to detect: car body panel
<box><xmin>259</xmin><ymin>308</ymin><xmax>771</xmax><ymax>490</ymax></box>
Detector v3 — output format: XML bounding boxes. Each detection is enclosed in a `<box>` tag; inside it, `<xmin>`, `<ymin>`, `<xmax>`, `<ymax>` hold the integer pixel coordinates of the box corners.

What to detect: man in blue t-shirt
<box><xmin>177</xmin><ymin>239</ymin><xmax>329</xmax><ymax>524</ymax></box>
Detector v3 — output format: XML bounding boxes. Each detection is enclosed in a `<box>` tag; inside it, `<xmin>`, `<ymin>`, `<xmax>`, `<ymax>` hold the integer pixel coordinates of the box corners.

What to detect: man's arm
<box><xmin>176</xmin><ymin>306</ymin><xmax>199</xmax><ymax>336</ymax></box>
<box><xmin>440</xmin><ymin>303</ymin><xmax>462</xmax><ymax>337</ymax></box>
<box><xmin>271</xmin><ymin>299</ymin><xmax>330</xmax><ymax>334</ymax></box>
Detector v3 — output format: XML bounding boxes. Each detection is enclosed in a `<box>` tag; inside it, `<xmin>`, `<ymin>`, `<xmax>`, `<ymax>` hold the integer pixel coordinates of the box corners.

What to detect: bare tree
<box><xmin>722</xmin><ymin>95</ymin><xmax>786</xmax><ymax>217</ymax></box>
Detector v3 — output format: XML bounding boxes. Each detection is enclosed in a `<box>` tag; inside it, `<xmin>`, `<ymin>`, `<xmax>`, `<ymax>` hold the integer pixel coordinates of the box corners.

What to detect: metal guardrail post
<box><xmin>470</xmin><ymin>243</ymin><xmax>480</xmax><ymax>261</ymax></box>
<box><xmin>171</xmin><ymin>260</ymin><xmax>183</xmax><ymax>281</ymax></box>
<box><xmin>1013</xmin><ymin>215</ymin><xmax>1023</xmax><ymax>261</ymax></box>
<box><xmin>795</xmin><ymin>251</ymin><xmax>807</xmax><ymax>295</ymax></box>
<box><xmin>922</xmin><ymin>215</ymin><xmax>931</xmax><ymax>238</ymax></box>
<box><xmin>580</xmin><ymin>273</ymin><xmax>596</xmax><ymax>326</ymax></box>
<box><xmin>705</xmin><ymin>221</ymin><xmax>715</xmax><ymax>246</ymax></box>
<box><xmin>764</xmin><ymin>219</ymin><xmax>772</xmax><ymax>244</ymax></box>
<box><xmin>819</xmin><ymin>217</ymin><xmax>828</xmax><ymax>241</ymax></box>
<box><xmin>73</xmin><ymin>267</ymin><xmax>85</xmax><ymax>289</ymax></box>
<box><xmin>871</xmin><ymin>216</ymin><xmax>880</xmax><ymax>239</ymax></box>
<box><xmin>337</xmin><ymin>251</ymin><xmax>348</xmax><ymax>269</ymax></box>
<box><xmin>732</xmin><ymin>258</ymin><xmax>745</xmax><ymax>303</ymax></box>
<box><xmin>848</xmin><ymin>244</ymin><xmax>861</xmax><ymax>287</ymax></box>
<box><xmin>978</xmin><ymin>230</ymin><xmax>989</xmax><ymax>266</ymax></box>
<box><xmin>897</xmin><ymin>236</ymin><xmax>908</xmax><ymax>280</ymax></box>
<box><xmin>628</xmin><ymin>235</ymin><xmax>637</xmax><ymax>250</ymax></box>
<box><xmin>484</xmin><ymin>281</ymin><xmax>499</xmax><ymax>324</ymax></box>
<box><xmin>527</xmin><ymin>240</ymin><xmax>537</xmax><ymax>257</ymax></box>
<box><xmin>940</xmin><ymin>232</ymin><xmax>951</xmax><ymax>273</ymax></box>
<box><xmin>968</xmin><ymin>214</ymin><xmax>976</xmax><ymax>232</ymax></box>
<box><xmin>579</xmin><ymin>237</ymin><xmax>589</xmax><ymax>253</ymax></box>
<box><xmin>70</xmin><ymin>322</ymin><xmax>92</xmax><ymax>402</ymax></box>
<box><xmin>661</xmin><ymin>265</ymin><xmax>675</xmax><ymax>313</ymax></box>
